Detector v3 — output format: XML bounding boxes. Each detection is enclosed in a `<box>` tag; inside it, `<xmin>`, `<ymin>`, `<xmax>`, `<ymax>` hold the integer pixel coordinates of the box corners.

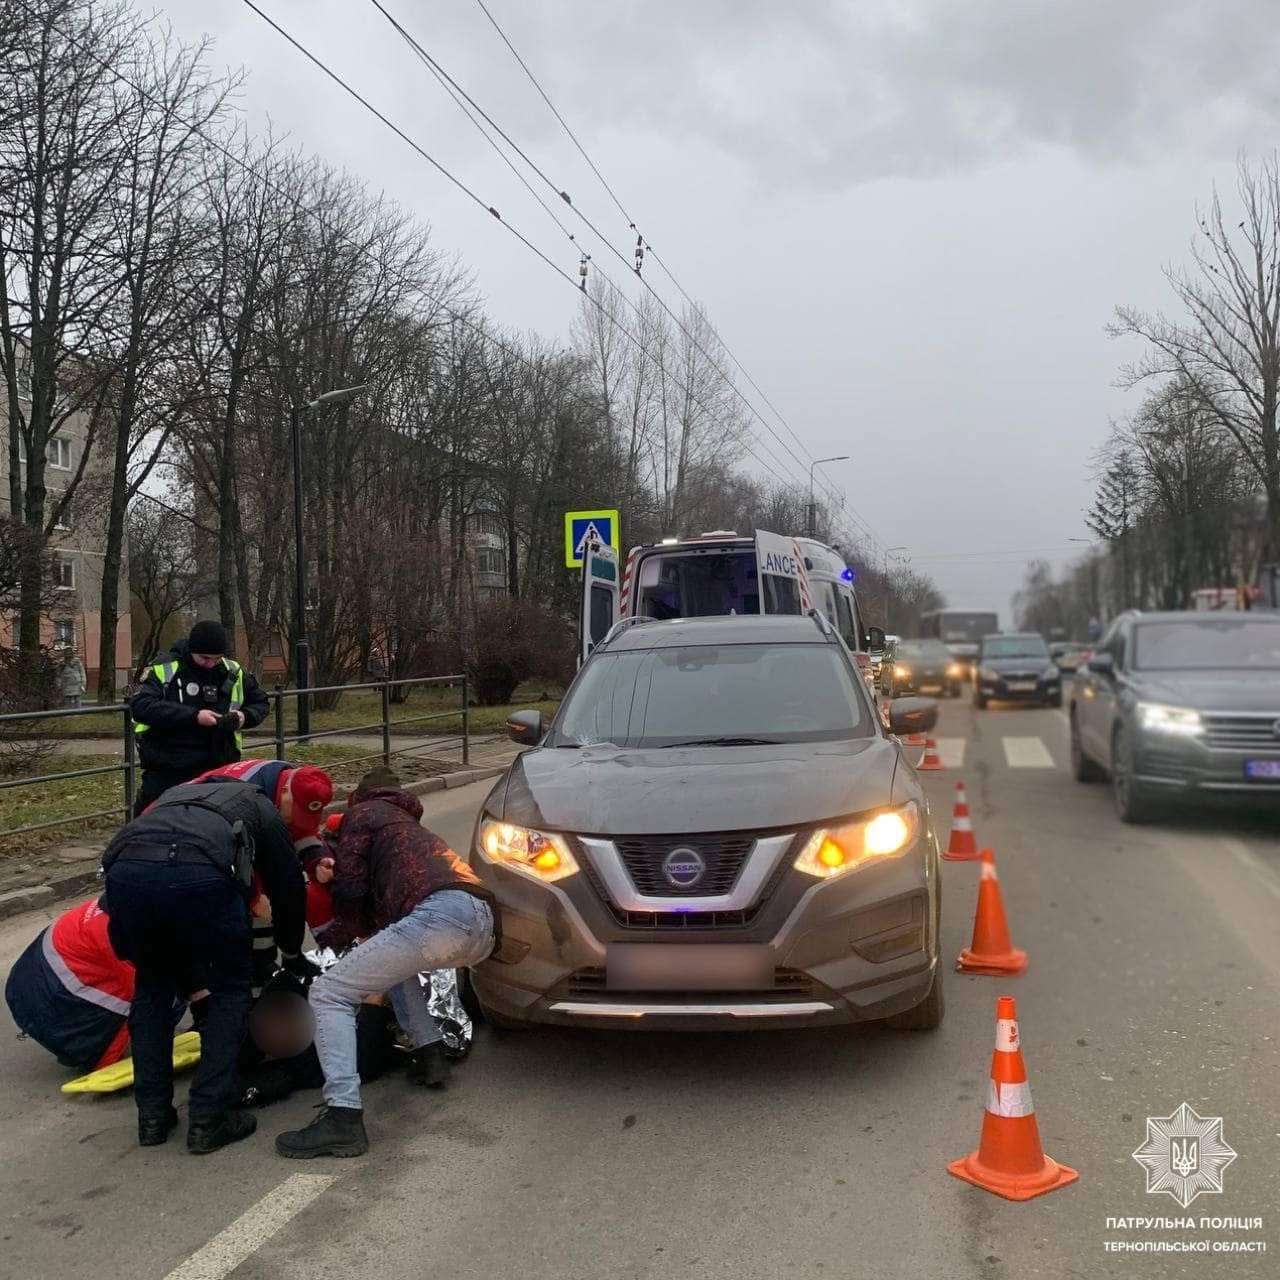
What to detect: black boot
<box><xmin>138</xmin><ymin>1106</ymin><xmax>179</xmax><ymax>1147</ymax></box>
<box><xmin>276</xmin><ymin>1106</ymin><xmax>368</xmax><ymax>1159</ymax></box>
<box><xmin>187</xmin><ymin>1110</ymin><xmax>257</xmax><ymax>1155</ymax></box>
<box><xmin>406</xmin><ymin>1042</ymin><xmax>450</xmax><ymax>1089</ymax></box>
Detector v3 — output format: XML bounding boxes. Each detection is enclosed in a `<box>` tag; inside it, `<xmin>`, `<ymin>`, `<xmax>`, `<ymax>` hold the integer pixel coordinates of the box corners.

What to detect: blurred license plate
<box><xmin>1244</xmin><ymin>759</ymin><xmax>1280</xmax><ymax>780</ymax></box>
<box><xmin>607</xmin><ymin>944</ymin><xmax>772</xmax><ymax>991</ymax></box>
<box><xmin>1007</xmin><ymin>681</ymin><xmax>1037</xmax><ymax>692</ymax></box>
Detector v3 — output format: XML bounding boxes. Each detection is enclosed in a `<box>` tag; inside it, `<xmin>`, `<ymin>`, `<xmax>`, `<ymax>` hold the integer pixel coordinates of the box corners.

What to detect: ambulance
<box><xmin>579</xmin><ymin>529</ymin><xmax>882</xmax><ymax>675</ymax></box>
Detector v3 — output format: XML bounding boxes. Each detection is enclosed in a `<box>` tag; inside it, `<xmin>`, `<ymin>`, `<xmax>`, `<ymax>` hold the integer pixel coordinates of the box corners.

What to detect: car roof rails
<box><xmin>598</xmin><ymin>615</ymin><xmax>660</xmax><ymax>649</ymax></box>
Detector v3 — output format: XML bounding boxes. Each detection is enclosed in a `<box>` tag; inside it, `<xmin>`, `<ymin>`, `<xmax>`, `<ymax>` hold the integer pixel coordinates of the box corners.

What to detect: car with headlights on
<box><xmin>882</xmin><ymin>638</ymin><xmax>962</xmax><ymax>698</ymax></box>
<box><xmin>1069</xmin><ymin>610</ymin><xmax>1280</xmax><ymax>822</ymax></box>
<box><xmin>1049</xmin><ymin>641</ymin><xmax>1092</xmax><ymax>674</ymax></box>
<box><xmin>973</xmin><ymin>632</ymin><xmax>1061</xmax><ymax>708</ymax></box>
<box><xmin>468</xmin><ymin>613</ymin><xmax>943</xmax><ymax>1032</ymax></box>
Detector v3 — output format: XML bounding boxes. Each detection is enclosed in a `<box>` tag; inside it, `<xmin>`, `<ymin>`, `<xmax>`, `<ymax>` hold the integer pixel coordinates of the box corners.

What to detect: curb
<box><xmin>0</xmin><ymin>764</ymin><xmax>511</xmax><ymax>923</ymax></box>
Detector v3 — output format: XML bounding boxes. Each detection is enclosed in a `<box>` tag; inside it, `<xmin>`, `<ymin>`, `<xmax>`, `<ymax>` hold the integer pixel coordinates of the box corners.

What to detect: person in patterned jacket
<box><xmin>276</xmin><ymin>769</ymin><xmax>496</xmax><ymax>1160</ymax></box>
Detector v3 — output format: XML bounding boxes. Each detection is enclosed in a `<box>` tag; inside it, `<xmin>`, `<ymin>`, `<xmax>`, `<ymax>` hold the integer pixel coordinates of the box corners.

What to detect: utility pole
<box><xmin>808</xmin><ymin>455</ymin><xmax>849</xmax><ymax>537</ymax></box>
<box><xmin>882</xmin><ymin>546</ymin><xmax>908</xmax><ymax>632</ymax></box>
<box><xmin>291</xmin><ymin>383</ymin><xmax>368</xmax><ymax>737</ymax></box>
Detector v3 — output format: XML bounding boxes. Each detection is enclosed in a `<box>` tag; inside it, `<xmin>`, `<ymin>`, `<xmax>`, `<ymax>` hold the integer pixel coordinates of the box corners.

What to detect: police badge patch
<box><xmin>1132</xmin><ymin>1102</ymin><xmax>1237</xmax><ymax>1207</ymax></box>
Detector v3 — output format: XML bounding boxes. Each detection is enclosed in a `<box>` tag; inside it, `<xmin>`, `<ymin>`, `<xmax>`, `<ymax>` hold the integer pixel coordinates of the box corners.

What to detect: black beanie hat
<box><xmin>188</xmin><ymin>619</ymin><xmax>229</xmax><ymax>656</ymax></box>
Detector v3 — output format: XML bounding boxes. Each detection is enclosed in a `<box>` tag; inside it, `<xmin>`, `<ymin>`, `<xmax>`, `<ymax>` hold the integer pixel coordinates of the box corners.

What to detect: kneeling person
<box><xmin>277</xmin><ymin>770</ymin><xmax>495</xmax><ymax>1160</ymax></box>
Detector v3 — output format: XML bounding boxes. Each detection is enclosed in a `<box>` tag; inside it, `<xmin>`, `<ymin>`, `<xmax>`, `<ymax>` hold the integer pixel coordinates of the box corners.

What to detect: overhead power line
<box><xmin>467</xmin><ymin>0</ymin><xmax>864</xmax><ymax>532</ymax></box>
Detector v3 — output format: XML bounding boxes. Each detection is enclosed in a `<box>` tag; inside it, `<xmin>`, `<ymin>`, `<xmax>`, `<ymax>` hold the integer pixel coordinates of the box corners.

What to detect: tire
<box><xmin>973</xmin><ymin>690</ymin><xmax>987</xmax><ymax>710</ymax></box>
<box><xmin>1047</xmin><ymin>690</ymin><xmax>1063</xmax><ymax>709</ymax></box>
<box><xmin>1111</xmin><ymin>723</ymin><xmax>1156</xmax><ymax>823</ymax></box>
<box><xmin>1070</xmin><ymin>709</ymin><xmax>1104</xmax><ymax>782</ymax></box>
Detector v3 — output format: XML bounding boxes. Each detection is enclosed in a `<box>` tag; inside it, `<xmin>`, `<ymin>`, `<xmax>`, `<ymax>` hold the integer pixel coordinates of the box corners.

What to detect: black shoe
<box><xmin>406</xmin><ymin>1042</ymin><xmax>450</xmax><ymax>1089</ymax></box>
<box><xmin>187</xmin><ymin>1110</ymin><xmax>257</xmax><ymax>1155</ymax></box>
<box><xmin>276</xmin><ymin>1106</ymin><xmax>368</xmax><ymax>1159</ymax></box>
<box><xmin>138</xmin><ymin>1106</ymin><xmax>179</xmax><ymax>1147</ymax></box>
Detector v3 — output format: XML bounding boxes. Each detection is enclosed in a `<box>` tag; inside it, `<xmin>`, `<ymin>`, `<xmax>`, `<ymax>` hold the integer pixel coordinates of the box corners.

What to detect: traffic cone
<box><xmin>948</xmin><ymin>996</ymin><xmax>1079</xmax><ymax>1201</ymax></box>
<box><xmin>918</xmin><ymin>736</ymin><xmax>944</xmax><ymax>770</ymax></box>
<box><xmin>943</xmin><ymin>781</ymin><xmax>980</xmax><ymax>861</ymax></box>
<box><xmin>904</xmin><ymin>730</ymin><xmax>927</xmax><ymax>746</ymax></box>
<box><xmin>957</xmin><ymin>850</ymin><xmax>1027</xmax><ymax>975</ymax></box>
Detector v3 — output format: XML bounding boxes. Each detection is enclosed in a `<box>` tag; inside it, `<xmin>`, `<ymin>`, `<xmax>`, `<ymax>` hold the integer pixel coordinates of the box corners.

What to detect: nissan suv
<box><xmin>468</xmin><ymin>613</ymin><xmax>943</xmax><ymax>1032</ymax></box>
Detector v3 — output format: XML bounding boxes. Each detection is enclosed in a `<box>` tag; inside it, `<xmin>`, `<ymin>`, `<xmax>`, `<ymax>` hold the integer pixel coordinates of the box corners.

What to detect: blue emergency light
<box><xmin>841</xmin><ymin>567</ymin><xmax>856</xmax><ymax>583</ymax></box>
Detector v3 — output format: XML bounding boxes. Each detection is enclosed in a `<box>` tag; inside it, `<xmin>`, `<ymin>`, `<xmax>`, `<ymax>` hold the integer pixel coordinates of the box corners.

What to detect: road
<box><xmin>2</xmin><ymin>698</ymin><xmax>1278</xmax><ymax>1280</ymax></box>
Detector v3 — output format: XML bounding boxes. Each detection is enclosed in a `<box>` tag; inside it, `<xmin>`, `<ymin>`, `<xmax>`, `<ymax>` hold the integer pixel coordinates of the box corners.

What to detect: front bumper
<box><xmin>470</xmin><ymin>827</ymin><xmax>940</xmax><ymax>1031</ymax></box>
<box><xmin>1134</xmin><ymin>733</ymin><xmax>1280</xmax><ymax>795</ymax></box>
<box><xmin>978</xmin><ymin>674</ymin><xmax>1060</xmax><ymax>702</ymax></box>
<box><xmin>893</xmin><ymin>669</ymin><xmax>950</xmax><ymax>694</ymax></box>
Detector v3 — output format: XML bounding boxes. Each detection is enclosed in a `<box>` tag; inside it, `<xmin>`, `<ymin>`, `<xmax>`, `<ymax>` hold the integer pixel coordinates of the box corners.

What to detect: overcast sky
<box><xmin>157</xmin><ymin>0</ymin><xmax>1280</xmax><ymax>622</ymax></box>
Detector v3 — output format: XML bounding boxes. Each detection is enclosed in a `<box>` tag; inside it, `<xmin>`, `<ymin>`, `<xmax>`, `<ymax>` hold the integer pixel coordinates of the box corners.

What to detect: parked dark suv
<box><xmin>468</xmin><ymin>613</ymin><xmax>944</xmax><ymax>1032</ymax></box>
<box><xmin>1070</xmin><ymin>610</ymin><xmax>1280</xmax><ymax>821</ymax></box>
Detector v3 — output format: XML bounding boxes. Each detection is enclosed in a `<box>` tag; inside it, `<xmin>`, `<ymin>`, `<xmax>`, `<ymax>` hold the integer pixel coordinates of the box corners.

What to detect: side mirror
<box><xmin>866</xmin><ymin>625</ymin><xmax>886</xmax><ymax>652</ymax></box>
<box><xmin>1086</xmin><ymin>652</ymin><xmax>1115</xmax><ymax>677</ymax></box>
<box><xmin>888</xmin><ymin>696</ymin><xmax>938</xmax><ymax>738</ymax></box>
<box><xmin>505</xmin><ymin>709</ymin><xmax>543</xmax><ymax>746</ymax></box>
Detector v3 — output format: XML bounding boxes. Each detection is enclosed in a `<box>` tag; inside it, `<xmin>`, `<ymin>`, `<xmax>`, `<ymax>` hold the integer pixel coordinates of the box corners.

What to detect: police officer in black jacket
<box><xmin>130</xmin><ymin>621</ymin><xmax>270</xmax><ymax>812</ymax></box>
<box><xmin>103</xmin><ymin>781</ymin><xmax>311</xmax><ymax>1153</ymax></box>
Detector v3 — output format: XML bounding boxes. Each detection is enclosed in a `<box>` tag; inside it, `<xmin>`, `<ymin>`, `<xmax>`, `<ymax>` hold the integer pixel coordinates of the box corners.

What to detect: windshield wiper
<box><xmin>660</xmin><ymin>736</ymin><xmax>781</xmax><ymax>748</ymax></box>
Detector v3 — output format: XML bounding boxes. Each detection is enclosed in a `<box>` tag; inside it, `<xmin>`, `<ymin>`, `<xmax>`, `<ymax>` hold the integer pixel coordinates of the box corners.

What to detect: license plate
<box><xmin>1244</xmin><ymin>759</ymin><xmax>1280</xmax><ymax>780</ymax></box>
<box><xmin>607</xmin><ymin>944</ymin><xmax>773</xmax><ymax>991</ymax></box>
<box><xmin>1007</xmin><ymin>680</ymin><xmax>1037</xmax><ymax>692</ymax></box>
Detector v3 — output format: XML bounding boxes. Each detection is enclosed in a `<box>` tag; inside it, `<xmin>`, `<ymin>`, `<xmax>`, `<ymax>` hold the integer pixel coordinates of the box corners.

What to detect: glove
<box><xmin>280</xmin><ymin>952</ymin><xmax>322</xmax><ymax>981</ymax></box>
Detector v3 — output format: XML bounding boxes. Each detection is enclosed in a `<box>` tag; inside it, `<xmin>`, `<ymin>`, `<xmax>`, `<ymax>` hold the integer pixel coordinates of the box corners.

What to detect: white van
<box><xmin>579</xmin><ymin>529</ymin><xmax>880</xmax><ymax>674</ymax></box>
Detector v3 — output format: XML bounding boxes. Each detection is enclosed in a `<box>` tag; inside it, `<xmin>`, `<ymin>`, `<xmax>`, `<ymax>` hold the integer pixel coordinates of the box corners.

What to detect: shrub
<box><xmin>467</xmin><ymin>598</ymin><xmax>574</xmax><ymax>706</ymax></box>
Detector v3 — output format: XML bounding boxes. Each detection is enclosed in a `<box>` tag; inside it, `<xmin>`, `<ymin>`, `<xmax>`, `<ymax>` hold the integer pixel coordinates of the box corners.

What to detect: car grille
<box><xmin>1201</xmin><ymin>712</ymin><xmax>1280</xmax><ymax>752</ymax></box>
<box><xmin>563</xmin><ymin>966</ymin><xmax>815</xmax><ymax>999</ymax></box>
<box><xmin>614</xmin><ymin>832</ymin><xmax>755</xmax><ymax>897</ymax></box>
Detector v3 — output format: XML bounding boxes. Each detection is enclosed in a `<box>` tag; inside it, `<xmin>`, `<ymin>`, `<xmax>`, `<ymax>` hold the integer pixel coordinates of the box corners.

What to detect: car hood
<box><xmin>981</xmin><ymin>655</ymin><xmax>1053</xmax><ymax>676</ymax></box>
<box><xmin>1133</xmin><ymin>669</ymin><xmax>1280</xmax><ymax>712</ymax></box>
<box><xmin>496</xmin><ymin>737</ymin><xmax>900</xmax><ymax>836</ymax></box>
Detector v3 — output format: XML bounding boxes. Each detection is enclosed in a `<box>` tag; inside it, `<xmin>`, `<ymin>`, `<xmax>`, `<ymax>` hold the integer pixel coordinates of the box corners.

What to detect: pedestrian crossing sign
<box><xmin>564</xmin><ymin>509</ymin><xmax>620</xmax><ymax>568</ymax></box>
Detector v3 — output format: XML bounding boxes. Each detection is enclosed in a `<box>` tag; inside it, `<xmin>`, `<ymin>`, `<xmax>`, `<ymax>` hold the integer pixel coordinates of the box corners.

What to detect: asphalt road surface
<box><xmin>3</xmin><ymin>697</ymin><xmax>1278</xmax><ymax>1280</ymax></box>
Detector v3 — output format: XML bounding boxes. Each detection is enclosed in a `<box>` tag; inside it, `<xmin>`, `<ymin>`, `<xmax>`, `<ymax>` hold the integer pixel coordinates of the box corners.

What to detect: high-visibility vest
<box><xmin>133</xmin><ymin>658</ymin><xmax>245</xmax><ymax>749</ymax></box>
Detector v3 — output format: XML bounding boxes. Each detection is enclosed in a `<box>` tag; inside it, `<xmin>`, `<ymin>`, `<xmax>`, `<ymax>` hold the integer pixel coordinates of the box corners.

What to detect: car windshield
<box><xmin>898</xmin><ymin>640</ymin><xmax>949</xmax><ymax>663</ymax></box>
<box><xmin>1133</xmin><ymin>620</ymin><xmax>1280</xmax><ymax>670</ymax></box>
<box><xmin>982</xmin><ymin>636</ymin><xmax>1049</xmax><ymax>660</ymax></box>
<box><xmin>551</xmin><ymin>642</ymin><xmax>874</xmax><ymax>748</ymax></box>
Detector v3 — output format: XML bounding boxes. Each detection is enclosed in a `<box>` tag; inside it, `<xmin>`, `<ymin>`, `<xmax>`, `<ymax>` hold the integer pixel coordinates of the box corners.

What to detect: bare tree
<box><xmin>1113</xmin><ymin>154</ymin><xmax>1280</xmax><ymax>558</ymax></box>
<box><xmin>127</xmin><ymin>496</ymin><xmax>201</xmax><ymax>675</ymax></box>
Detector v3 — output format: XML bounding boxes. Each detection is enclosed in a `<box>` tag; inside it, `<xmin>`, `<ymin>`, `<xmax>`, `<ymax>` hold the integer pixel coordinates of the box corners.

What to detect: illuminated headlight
<box><xmin>794</xmin><ymin>802</ymin><xmax>920</xmax><ymax>880</ymax></box>
<box><xmin>478</xmin><ymin>819</ymin><xmax>579</xmax><ymax>882</ymax></box>
<box><xmin>946</xmin><ymin>663</ymin><xmax>963</xmax><ymax>677</ymax></box>
<box><xmin>894</xmin><ymin>664</ymin><xmax>911</xmax><ymax>679</ymax></box>
<box><xmin>1137</xmin><ymin>703</ymin><xmax>1202</xmax><ymax>736</ymax></box>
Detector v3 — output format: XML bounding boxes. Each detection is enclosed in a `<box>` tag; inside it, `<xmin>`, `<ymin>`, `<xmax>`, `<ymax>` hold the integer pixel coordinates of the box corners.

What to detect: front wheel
<box><xmin>973</xmin><ymin>691</ymin><xmax>987</xmax><ymax>710</ymax></box>
<box><xmin>1111</xmin><ymin>724</ymin><xmax>1155</xmax><ymax>823</ymax></box>
<box><xmin>1047</xmin><ymin>690</ymin><xmax>1063</xmax><ymax>709</ymax></box>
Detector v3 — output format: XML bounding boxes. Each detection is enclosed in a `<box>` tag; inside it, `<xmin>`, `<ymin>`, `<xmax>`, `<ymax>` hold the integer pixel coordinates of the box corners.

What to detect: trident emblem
<box><xmin>1170</xmin><ymin>1136</ymin><xmax>1199</xmax><ymax>1177</ymax></box>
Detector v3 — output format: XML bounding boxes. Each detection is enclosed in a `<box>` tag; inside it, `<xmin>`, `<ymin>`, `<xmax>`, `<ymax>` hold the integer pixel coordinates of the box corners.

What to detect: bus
<box><xmin>918</xmin><ymin>608</ymin><xmax>1000</xmax><ymax>672</ymax></box>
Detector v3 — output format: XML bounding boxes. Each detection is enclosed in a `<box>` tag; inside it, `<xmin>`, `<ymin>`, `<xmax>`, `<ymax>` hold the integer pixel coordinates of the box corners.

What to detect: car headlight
<box><xmin>1041</xmin><ymin>665</ymin><xmax>1059</xmax><ymax>680</ymax></box>
<box><xmin>794</xmin><ymin>802</ymin><xmax>920</xmax><ymax>880</ymax></box>
<box><xmin>946</xmin><ymin>663</ymin><xmax>962</xmax><ymax>677</ymax></box>
<box><xmin>1136</xmin><ymin>703</ymin><xmax>1202</xmax><ymax>736</ymax></box>
<box><xmin>894</xmin><ymin>664</ymin><xmax>911</xmax><ymax>678</ymax></box>
<box><xmin>977</xmin><ymin>666</ymin><xmax>997</xmax><ymax>681</ymax></box>
<box><xmin>478</xmin><ymin>819</ymin><xmax>579</xmax><ymax>882</ymax></box>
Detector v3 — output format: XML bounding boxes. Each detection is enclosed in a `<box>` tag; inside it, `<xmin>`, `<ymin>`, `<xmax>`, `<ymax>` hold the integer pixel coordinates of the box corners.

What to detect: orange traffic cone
<box><xmin>957</xmin><ymin>850</ymin><xmax>1027</xmax><ymax>975</ymax></box>
<box><xmin>904</xmin><ymin>730</ymin><xmax>927</xmax><ymax>746</ymax></box>
<box><xmin>943</xmin><ymin>781</ymin><xmax>980</xmax><ymax>861</ymax></box>
<box><xmin>948</xmin><ymin>996</ymin><xmax>1079</xmax><ymax>1201</ymax></box>
<box><xmin>918</xmin><ymin>736</ymin><xmax>944</xmax><ymax>770</ymax></box>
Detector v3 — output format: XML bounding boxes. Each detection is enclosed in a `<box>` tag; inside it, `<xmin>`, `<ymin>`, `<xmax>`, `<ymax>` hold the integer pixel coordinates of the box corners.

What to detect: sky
<box><xmin>154</xmin><ymin>0</ymin><xmax>1280</xmax><ymax>621</ymax></box>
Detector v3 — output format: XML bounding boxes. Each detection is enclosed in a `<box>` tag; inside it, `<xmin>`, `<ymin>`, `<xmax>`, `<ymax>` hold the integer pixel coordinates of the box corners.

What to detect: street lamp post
<box><xmin>882</xmin><ymin>545</ymin><xmax>908</xmax><ymax>632</ymax></box>
<box><xmin>808</xmin><ymin>455</ymin><xmax>850</xmax><ymax>537</ymax></box>
<box><xmin>291</xmin><ymin>383</ymin><xmax>367</xmax><ymax>737</ymax></box>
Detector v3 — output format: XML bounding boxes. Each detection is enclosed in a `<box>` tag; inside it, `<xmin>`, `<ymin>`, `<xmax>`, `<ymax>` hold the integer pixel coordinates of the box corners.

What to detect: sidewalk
<box><xmin>0</xmin><ymin>737</ymin><xmax>523</xmax><ymax>920</ymax></box>
<box><xmin>49</xmin><ymin>731</ymin><xmax>492</xmax><ymax>757</ymax></box>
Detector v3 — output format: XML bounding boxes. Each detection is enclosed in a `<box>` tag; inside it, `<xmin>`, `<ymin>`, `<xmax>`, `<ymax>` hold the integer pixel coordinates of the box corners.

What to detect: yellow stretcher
<box><xmin>60</xmin><ymin>1031</ymin><xmax>202</xmax><ymax>1095</ymax></box>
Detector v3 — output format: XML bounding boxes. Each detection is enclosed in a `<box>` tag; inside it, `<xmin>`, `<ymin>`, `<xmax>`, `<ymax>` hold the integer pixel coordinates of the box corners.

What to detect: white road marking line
<box><xmin>937</xmin><ymin>737</ymin><xmax>966</xmax><ymax>768</ymax></box>
<box><xmin>1002</xmin><ymin>736</ymin><xmax>1055</xmax><ymax>768</ymax></box>
<box><xmin>163</xmin><ymin>1174</ymin><xmax>337</xmax><ymax>1280</ymax></box>
<box><xmin>1220</xmin><ymin>837</ymin><xmax>1280</xmax><ymax>903</ymax></box>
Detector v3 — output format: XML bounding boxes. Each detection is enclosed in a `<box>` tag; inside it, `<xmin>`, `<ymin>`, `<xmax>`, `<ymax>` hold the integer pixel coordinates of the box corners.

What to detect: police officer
<box><xmin>103</xmin><ymin>780</ymin><xmax>310</xmax><ymax>1153</ymax></box>
<box><xmin>130</xmin><ymin>620</ymin><xmax>269</xmax><ymax>812</ymax></box>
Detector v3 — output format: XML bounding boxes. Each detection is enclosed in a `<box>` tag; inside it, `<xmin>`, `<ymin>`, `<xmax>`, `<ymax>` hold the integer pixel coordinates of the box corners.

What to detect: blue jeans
<box><xmin>310</xmin><ymin>891</ymin><xmax>494</xmax><ymax>1109</ymax></box>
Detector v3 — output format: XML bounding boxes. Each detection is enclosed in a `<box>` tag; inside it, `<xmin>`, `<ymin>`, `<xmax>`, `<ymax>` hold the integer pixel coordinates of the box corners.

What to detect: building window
<box><xmin>267</xmin><ymin>633</ymin><xmax>283</xmax><ymax>657</ymax></box>
<box><xmin>52</xmin><ymin>554</ymin><xmax>75</xmax><ymax>591</ymax></box>
<box><xmin>48</xmin><ymin>437</ymin><xmax>72</xmax><ymax>470</ymax></box>
<box><xmin>53</xmin><ymin>494</ymin><xmax>73</xmax><ymax>531</ymax></box>
<box><xmin>476</xmin><ymin>547</ymin><xmax>506</xmax><ymax>577</ymax></box>
<box><xmin>53</xmin><ymin>620</ymin><xmax>73</xmax><ymax>649</ymax></box>
<box><xmin>15</xmin><ymin>364</ymin><xmax>32</xmax><ymax>402</ymax></box>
